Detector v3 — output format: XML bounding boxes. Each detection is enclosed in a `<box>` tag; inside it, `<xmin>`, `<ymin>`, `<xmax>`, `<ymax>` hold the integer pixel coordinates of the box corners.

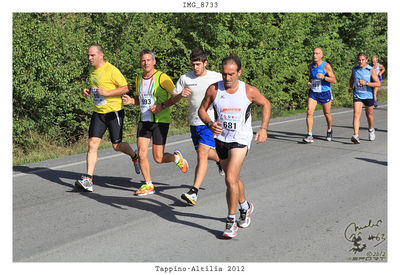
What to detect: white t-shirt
<box><xmin>173</xmin><ymin>70</ymin><xmax>222</xmax><ymax>126</ymax></box>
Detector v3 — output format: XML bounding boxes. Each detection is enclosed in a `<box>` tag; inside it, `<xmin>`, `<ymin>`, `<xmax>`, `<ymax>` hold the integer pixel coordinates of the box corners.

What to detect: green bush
<box><xmin>13</xmin><ymin>13</ymin><xmax>387</xmax><ymax>155</ymax></box>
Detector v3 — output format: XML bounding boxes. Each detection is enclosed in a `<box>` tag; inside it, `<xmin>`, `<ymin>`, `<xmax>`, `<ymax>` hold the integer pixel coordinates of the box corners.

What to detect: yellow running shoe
<box><xmin>135</xmin><ymin>184</ymin><xmax>155</xmax><ymax>196</ymax></box>
<box><xmin>174</xmin><ymin>150</ymin><xmax>188</xmax><ymax>173</ymax></box>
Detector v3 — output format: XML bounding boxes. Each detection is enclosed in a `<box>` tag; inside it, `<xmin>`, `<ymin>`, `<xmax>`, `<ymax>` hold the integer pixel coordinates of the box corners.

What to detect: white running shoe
<box><xmin>181</xmin><ymin>191</ymin><xmax>198</xmax><ymax>205</ymax></box>
<box><xmin>238</xmin><ymin>202</ymin><xmax>254</xmax><ymax>228</ymax></box>
<box><xmin>351</xmin><ymin>135</ymin><xmax>360</xmax><ymax>144</ymax></box>
<box><xmin>369</xmin><ymin>129</ymin><xmax>376</xmax><ymax>141</ymax></box>
<box><xmin>75</xmin><ymin>175</ymin><xmax>93</xmax><ymax>192</ymax></box>
<box><xmin>223</xmin><ymin>218</ymin><xmax>238</xmax><ymax>238</ymax></box>
<box><xmin>303</xmin><ymin>135</ymin><xmax>314</xmax><ymax>143</ymax></box>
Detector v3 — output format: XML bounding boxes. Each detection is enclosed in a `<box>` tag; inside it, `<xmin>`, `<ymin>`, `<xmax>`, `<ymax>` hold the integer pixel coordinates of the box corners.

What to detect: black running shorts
<box><xmin>89</xmin><ymin>109</ymin><xmax>125</xmax><ymax>144</ymax></box>
<box><xmin>215</xmin><ymin>139</ymin><xmax>248</xmax><ymax>160</ymax></box>
<box><xmin>137</xmin><ymin>121</ymin><xmax>170</xmax><ymax>145</ymax></box>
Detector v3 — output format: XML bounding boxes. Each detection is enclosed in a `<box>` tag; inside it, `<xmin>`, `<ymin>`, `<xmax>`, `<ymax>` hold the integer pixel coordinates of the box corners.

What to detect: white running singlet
<box><xmin>213</xmin><ymin>80</ymin><xmax>253</xmax><ymax>148</ymax></box>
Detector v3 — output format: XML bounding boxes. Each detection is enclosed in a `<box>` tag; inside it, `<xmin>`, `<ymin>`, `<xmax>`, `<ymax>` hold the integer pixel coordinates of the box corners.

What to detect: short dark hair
<box><xmin>190</xmin><ymin>49</ymin><xmax>207</xmax><ymax>62</ymax></box>
<box><xmin>222</xmin><ymin>56</ymin><xmax>241</xmax><ymax>71</ymax></box>
<box><xmin>140</xmin><ymin>49</ymin><xmax>155</xmax><ymax>60</ymax></box>
<box><xmin>357</xmin><ymin>52</ymin><xmax>368</xmax><ymax>60</ymax></box>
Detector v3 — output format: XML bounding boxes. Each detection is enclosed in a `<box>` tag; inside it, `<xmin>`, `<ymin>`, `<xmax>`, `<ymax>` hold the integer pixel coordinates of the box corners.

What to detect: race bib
<box><xmin>139</xmin><ymin>94</ymin><xmax>155</xmax><ymax>112</ymax></box>
<box><xmin>91</xmin><ymin>89</ymin><xmax>107</xmax><ymax>105</ymax></box>
<box><xmin>355</xmin><ymin>82</ymin><xmax>368</xmax><ymax>93</ymax></box>
<box><xmin>139</xmin><ymin>76</ymin><xmax>155</xmax><ymax>121</ymax></box>
<box><xmin>311</xmin><ymin>79</ymin><xmax>322</xmax><ymax>93</ymax></box>
<box><xmin>220</xmin><ymin>113</ymin><xmax>241</xmax><ymax>131</ymax></box>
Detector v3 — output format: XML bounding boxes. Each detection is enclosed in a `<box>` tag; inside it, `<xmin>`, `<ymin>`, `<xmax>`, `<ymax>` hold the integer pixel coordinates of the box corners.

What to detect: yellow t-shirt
<box><xmin>89</xmin><ymin>61</ymin><xmax>128</xmax><ymax>114</ymax></box>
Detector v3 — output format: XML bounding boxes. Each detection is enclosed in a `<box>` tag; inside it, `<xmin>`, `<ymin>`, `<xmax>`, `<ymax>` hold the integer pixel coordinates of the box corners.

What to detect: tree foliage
<box><xmin>13</xmin><ymin>13</ymin><xmax>387</xmax><ymax>152</ymax></box>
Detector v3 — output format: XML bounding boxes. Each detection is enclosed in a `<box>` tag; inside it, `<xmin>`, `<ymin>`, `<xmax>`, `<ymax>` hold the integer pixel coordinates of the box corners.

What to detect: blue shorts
<box><xmin>190</xmin><ymin>125</ymin><xmax>216</xmax><ymax>150</ymax></box>
<box><xmin>353</xmin><ymin>97</ymin><xmax>375</xmax><ymax>107</ymax></box>
<box><xmin>308</xmin><ymin>90</ymin><xmax>333</xmax><ymax>104</ymax></box>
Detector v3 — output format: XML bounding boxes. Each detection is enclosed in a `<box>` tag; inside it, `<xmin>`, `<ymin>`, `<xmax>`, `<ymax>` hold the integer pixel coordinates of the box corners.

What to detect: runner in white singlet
<box><xmin>198</xmin><ymin>56</ymin><xmax>271</xmax><ymax>239</ymax></box>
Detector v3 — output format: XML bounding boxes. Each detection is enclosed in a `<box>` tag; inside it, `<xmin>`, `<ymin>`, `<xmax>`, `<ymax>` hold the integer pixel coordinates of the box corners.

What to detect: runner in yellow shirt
<box><xmin>75</xmin><ymin>45</ymin><xmax>140</xmax><ymax>192</ymax></box>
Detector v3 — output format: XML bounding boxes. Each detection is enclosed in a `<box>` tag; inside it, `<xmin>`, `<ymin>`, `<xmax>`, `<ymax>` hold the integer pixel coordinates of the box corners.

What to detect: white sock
<box><xmin>239</xmin><ymin>201</ymin><xmax>249</xmax><ymax>210</ymax></box>
<box><xmin>146</xmin><ymin>181</ymin><xmax>153</xmax><ymax>187</ymax></box>
<box><xmin>308</xmin><ymin>132</ymin><xmax>312</xmax><ymax>136</ymax></box>
<box><xmin>227</xmin><ymin>214</ymin><xmax>236</xmax><ymax>221</ymax></box>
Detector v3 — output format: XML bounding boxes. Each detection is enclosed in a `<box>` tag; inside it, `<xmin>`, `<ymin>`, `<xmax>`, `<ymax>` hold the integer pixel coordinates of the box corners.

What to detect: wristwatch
<box><xmin>206</xmin><ymin>121</ymin><xmax>213</xmax><ymax>128</ymax></box>
<box><xmin>161</xmin><ymin>102</ymin><xmax>166</xmax><ymax>110</ymax></box>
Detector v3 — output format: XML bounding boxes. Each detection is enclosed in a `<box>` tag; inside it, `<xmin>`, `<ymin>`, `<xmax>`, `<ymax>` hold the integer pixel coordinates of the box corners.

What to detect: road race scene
<box><xmin>12</xmin><ymin>9</ymin><xmax>389</xmax><ymax>275</ymax></box>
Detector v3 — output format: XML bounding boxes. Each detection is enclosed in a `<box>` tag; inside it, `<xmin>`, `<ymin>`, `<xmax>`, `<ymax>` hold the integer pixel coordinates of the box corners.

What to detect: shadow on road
<box><xmin>76</xmin><ymin>183</ymin><xmax>226</xmax><ymax>239</ymax></box>
<box><xmin>355</xmin><ymin>157</ymin><xmax>387</xmax><ymax>166</ymax></box>
<box><xmin>13</xmin><ymin>166</ymin><xmax>226</xmax><ymax>239</ymax></box>
<box><xmin>13</xmin><ymin>166</ymin><xmax>142</xmax><ymax>192</ymax></box>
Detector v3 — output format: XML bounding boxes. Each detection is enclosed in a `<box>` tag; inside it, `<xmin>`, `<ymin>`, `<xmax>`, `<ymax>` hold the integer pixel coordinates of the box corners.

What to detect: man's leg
<box><xmin>208</xmin><ymin>148</ymin><xmax>220</xmax><ymax>162</ymax></box>
<box><xmin>374</xmin><ymin>87</ymin><xmax>379</xmax><ymax>107</ymax></box>
<box><xmin>137</xmin><ymin>137</ymin><xmax>152</xmax><ymax>183</ymax></box>
<box><xmin>365</xmin><ymin>105</ymin><xmax>374</xmax><ymax>130</ymax></box>
<box><xmin>112</xmin><ymin>142</ymin><xmax>136</xmax><ymax>158</ymax></box>
<box><xmin>306</xmin><ymin>97</ymin><xmax>318</xmax><ymax>134</ymax></box>
<box><xmin>223</xmin><ymin>147</ymin><xmax>247</xmax><ymax>217</ymax></box>
<box><xmin>152</xmin><ymin>144</ymin><xmax>175</xmax><ymax>164</ymax></box>
<box><xmin>75</xmin><ymin>136</ymin><xmax>101</xmax><ymax>191</ymax></box>
<box><xmin>353</xmin><ymin>101</ymin><xmax>363</xmax><ymax>136</ymax></box>
<box><xmin>87</xmin><ymin>137</ymin><xmax>102</xmax><ymax>176</ymax></box>
<box><xmin>322</xmin><ymin>101</ymin><xmax>332</xmax><ymax>130</ymax></box>
<box><xmin>193</xmin><ymin>144</ymin><xmax>212</xmax><ymax>189</ymax></box>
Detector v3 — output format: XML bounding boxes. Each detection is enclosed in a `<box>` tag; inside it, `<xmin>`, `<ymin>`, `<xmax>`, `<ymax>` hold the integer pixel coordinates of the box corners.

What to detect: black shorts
<box><xmin>137</xmin><ymin>121</ymin><xmax>169</xmax><ymax>145</ymax></box>
<box><xmin>353</xmin><ymin>97</ymin><xmax>375</xmax><ymax>107</ymax></box>
<box><xmin>215</xmin><ymin>139</ymin><xmax>248</xmax><ymax>160</ymax></box>
<box><xmin>89</xmin><ymin>109</ymin><xmax>124</xmax><ymax>144</ymax></box>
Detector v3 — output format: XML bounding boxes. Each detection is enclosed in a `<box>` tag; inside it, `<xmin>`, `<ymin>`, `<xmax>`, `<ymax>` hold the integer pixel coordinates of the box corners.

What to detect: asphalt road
<box><xmin>13</xmin><ymin>105</ymin><xmax>387</xmax><ymax>264</ymax></box>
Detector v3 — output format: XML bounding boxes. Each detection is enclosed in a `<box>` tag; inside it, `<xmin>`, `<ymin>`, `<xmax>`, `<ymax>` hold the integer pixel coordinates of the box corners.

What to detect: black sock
<box><xmin>188</xmin><ymin>187</ymin><xmax>199</xmax><ymax>195</ymax></box>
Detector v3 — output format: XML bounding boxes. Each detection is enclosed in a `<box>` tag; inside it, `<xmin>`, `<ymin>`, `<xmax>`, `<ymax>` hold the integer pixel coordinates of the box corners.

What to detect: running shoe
<box><xmin>303</xmin><ymin>134</ymin><xmax>314</xmax><ymax>143</ymax></box>
<box><xmin>135</xmin><ymin>184</ymin><xmax>155</xmax><ymax>196</ymax></box>
<box><xmin>351</xmin><ymin>135</ymin><xmax>360</xmax><ymax>144</ymax></box>
<box><xmin>132</xmin><ymin>149</ymin><xmax>140</xmax><ymax>174</ymax></box>
<box><xmin>174</xmin><ymin>150</ymin><xmax>188</xmax><ymax>173</ymax></box>
<box><xmin>369</xmin><ymin>129</ymin><xmax>376</xmax><ymax>141</ymax></box>
<box><xmin>223</xmin><ymin>218</ymin><xmax>238</xmax><ymax>238</ymax></box>
<box><xmin>238</xmin><ymin>202</ymin><xmax>254</xmax><ymax>228</ymax></box>
<box><xmin>181</xmin><ymin>191</ymin><xmax>198</xmax><ymax>205</ymax></box>
<box><xmin>75</xmin><ymin>175</ymin><xmax>93</xmax><ymax>192</ymax></box>
<box><xmin>216</xmin><ymin>161</ymin><xmax>225</xmax><ymax>176</ymax></box>
<box><xmin>326</xmin><ymin>130</ymin><xmax>333</xmax><ymax>141</ymax></box>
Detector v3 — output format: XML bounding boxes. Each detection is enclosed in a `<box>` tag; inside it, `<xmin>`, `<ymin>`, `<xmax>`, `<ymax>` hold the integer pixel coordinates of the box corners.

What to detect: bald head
<box><xmin>88</xmin><ymin>44</ymin><xmax>105</xmax><ymax>68</ymax></box>
<box><xmin>313</xmin><ymin>48</ymin><xmax>323</xmax><ymax>63</ymax></box>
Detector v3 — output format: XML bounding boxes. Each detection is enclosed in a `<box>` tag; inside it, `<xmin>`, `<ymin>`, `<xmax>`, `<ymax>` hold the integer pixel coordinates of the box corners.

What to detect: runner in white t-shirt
<box><xmin>171</xmin><ymin>49</ymin><xmax>224</xmax><ymax>205</ymax></box>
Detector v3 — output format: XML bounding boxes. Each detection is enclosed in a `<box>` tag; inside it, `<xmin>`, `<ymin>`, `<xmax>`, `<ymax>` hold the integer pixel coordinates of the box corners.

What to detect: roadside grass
<box><xmin>13</xmin><ymin>85</ymin><xmax>387</xmax><ymax>166</ymax></box>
